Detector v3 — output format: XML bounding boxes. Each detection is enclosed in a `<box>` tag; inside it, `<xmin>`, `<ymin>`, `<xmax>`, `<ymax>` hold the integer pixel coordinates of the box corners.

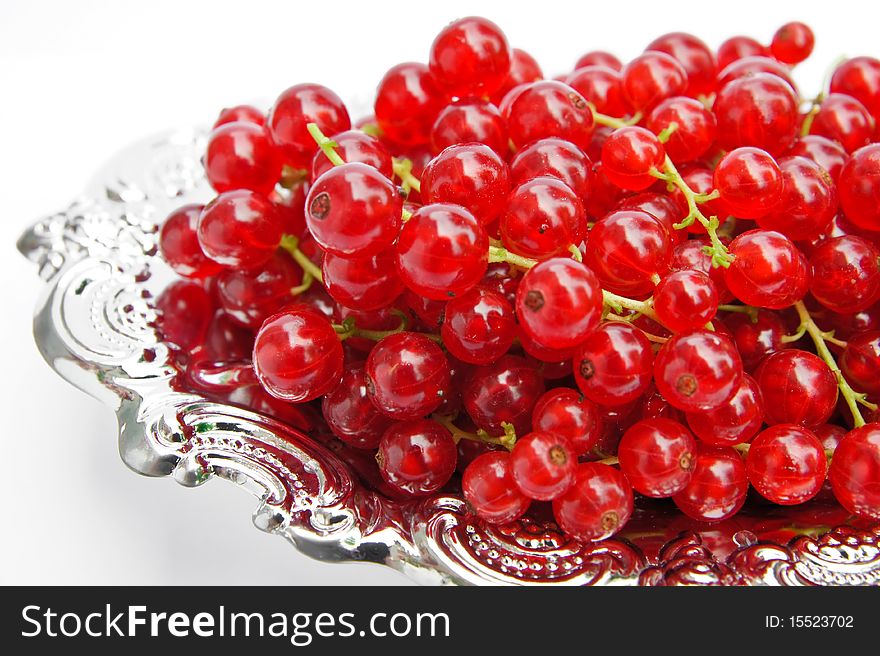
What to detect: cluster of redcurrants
<box><xmin>155</xmin><ymin>16</ymin><xmax>880</xmax><ymax>544</ymax></box>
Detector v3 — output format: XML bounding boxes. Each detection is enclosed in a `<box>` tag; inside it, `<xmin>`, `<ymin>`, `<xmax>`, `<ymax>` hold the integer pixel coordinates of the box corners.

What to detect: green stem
<box><xmin>307</xmin><ymin>123</ymin><xmax>345</xmax><ymax>167</ymax></box>
<box><xmin>568</xmin><ymin>244</ymin><xmax>583</xmax><ymax>262</ymax></box>
<box><xmin>590</xmin><ymin>106</ymin><xmax>643</xmax><ymax>129</ymax></box>
<box><xmin>488</xmin><ymin>245</ymin><xmax>539</xmax><ymax>269</ymax></box>
<box><xmin>602</xmin><ymin>290</ymin><xmax>660</xmax><ymax>323</ymax></box>
<box><xmin>793</xmin><ymin>301</ymin><xmax>870</xmax><ymax>427</ymax></box>
<box><xmin>279</xmin><ymin>234</ymin><xmax>324</xmax><ymax>283</ymax></box>
<box><xmin>433</xmin><ymin>415</ymin><xmax>517</xmax><ymax>450</ymax></box>
<box><xmin>651</xmin><ymin>155</ymin><xmax>732</xmax><ymax>268</ymax></box>
<box><xmin>656</xmin><ymin>121</ymin><xmax>679</xmax><ymax>144</ymax></box>
<box><xmin>289</xmin><ymin>271</ymin><xmax>314</xmax><ymax>296</ymax></box>
<box><xmin>718</xmin><ymin>303</ymin><xmax>759</xmax><ymax>322</ymax></box>
<box><xmin>392</xmin><ymin>157</ymin><xmax>422</xmax><ymax>194</ymax></box>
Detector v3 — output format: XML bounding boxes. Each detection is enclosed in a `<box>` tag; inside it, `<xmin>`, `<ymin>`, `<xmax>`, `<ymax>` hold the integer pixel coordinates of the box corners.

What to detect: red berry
<box><xmin>685</xmin><ymin>373</ymin><xmax>764</xmax><ymax>446</ymax></box>
<box><xmin>310</xmin><ymin>129</ymin><xmax>392</xmax><ymax>180</ymax></box>
<box><xmin>155</xmin><ymin>281</ymin><xmax>213</xmax><ymax>351</ymax></box>
<box><xmin>305</xmin><ymin>162</ymin><xmax>402</xmax><ymax>258</ymax></box>
<box><xmin>501</xmin><ymin>177</ymin><xmax>586</xmax><ymax>260</ymax></box>
<box><xmin>322</xmin><ymin>365</ymin><xmax>392</xmax><ymax>449</ymax></box>
<box><xmin>838</xmin><ymin>144</ymin><xmax>880</xmax><ymax>231</ymax></box>
<box><xmin>754</xmin><ymin>349</ymin><xmax>838</xmax><ymax>427</ymax></box>
<box><xmin>714</xmin><ymin>73</ymin><xmax>799</xmax><ymax>156</ymax></box>
<box><xmin>462</xmin><ymin>355</ymin><xmax>545</xmax><ymax>436</ymax></box>
<box><xmin>441</xmin><ymin>286</ymin><xmax>516</xmax><ymax>365</ymax></box>
<box><xmin>374</xmin><ymin>63</ymin><xmax>446</xmax><ymax>146</ymax></box>
<box><xmin>828</xmin><ymin>423</ymin><xmax>880</xmax><ymax>518</ymax></box>
<box><xmin>621</xmin><ymin>51</ymin><xmax>688</xmax><ymax>112</ymax></box>
<box><xmin>600</xmin><ymin>126</ymin><xmax>666</xmax><ymax>191</ymax></box>
<box><xmin>197</xmin><ymin>190</ymin><xmax>283</xmax><ymax>270</ymax></box>
<box><xmin>267</xmin><ymin>84</ymin><xmax>351</xmax><ymax>169</ymax></box>
<box><xmin>422</xmin><ymin>143</ymin><xmax>510</xmax><ymax>225</ymax></box>
<box><xmin>841</xmin><ymin>331</ymin><xmax>880</xmax><ymax>396</ymax></box>
<box><xmin>574</xmin><ymin>321</ymin><xmax>654</xmax><ymax>406</ymax></box>
<box><xmin>747</xmin><ymin>424</ymin><xmax>827</xmax><ymax>505</ymax></box>
<box><xmin>575</xmin><ymin>51</ymin><xmax>623</xmax><ymax>71</ymax></box>
<box><xmin>717</xmin><ymin>57</ymin><xmax>797</xmax><ymax>95</ymax></box>
<box><xmin>653</xmin><ymin>329</ymin><xmax>743</xmax><ymax>412</ymax></box>
<box><xmin>430</xmin><ymin>99</ymin><xmax>508</xmax><ymax>156</ymax></box>
<box><xmin>214</xmin><ymin>104</ymin><xmax>265</xmax><ymax>128</ymax></box>
<box><xmin>204</xmin><ymin>122</ymin><xmax>281</xmax><ymax>195</ymax></box>
<box><xmin>810</xmin><ymin>93</ymin><xmax>875</xmax><ymax>153</ymax></box>
<box><xmin>377</xmin><ymin>420</ymin><xmax>457</xmax><ymax>496</ymax></box>
<box><xmin>757</xmin><ymin>156</ymin><xmax>838</xmax><ymax>241</ymax></box>
<box><xmin>429</xmin><ymin>16</ymin><xmax>511</xmax><ymax>97</ymax></box>
<box><xmin>509</xmin><ymin>138</ymin><xmax>593</xmax><ymax>201</ymax></box>
<box><xmin>462</xmin><ymin>452</ymin><xmax>531</xmax><ymax>524</ymax></box>
<box><xmin>552</xmin><ymin>463</ymin><xmax>634</xmax><ymax>541</ymax></box>
<box><xmin>616</xmin><ymin>192</ymin><xmax>685</xmax><ymax>245</ymax></box>
<box><xmin>584</xmin><ymin>209</ymin><xmax>672</xmax><ymax>296</ymax></box>
<box><xmin>159</xmin><ymin>204</ymin><xmax>222</xmax><ymax>279</ymax></box>
<box><xmin>322</xmin><ymin>250</ymin><xmax>404</xmax><ymax>312</ymax></box>
<box><xmin>654</xmin><ymin>269</ymin><xmax>718</xmax><ymax>333</ymax></box>
<box><xmin>786</xmin><ymin>135</ymin><xmax>848</xmax><ymax>182</ymax></box>
<box><xmin>810</xmin><ymin>236</ymin><xmax>880</xmax><ymax>314</ymax></box>
<box><xmin>507</xmin><ymin>81</ymin><xmax>595</xmax><ymax>151</ymax></box>
<box><xmin>515</xmin><ymin>258</ymin><xmax>603</xmax><ymax>351</ymax></box>
<box><xmin>673</xmin><ymin>445</ymin><xmax>748</xmax><ymax>521</ymax></box>
<box><xmin>724</xmin><ymin>310</ymin><xmax>786</xmax><ymax>370</ymax></box>
<box><xmin>646</xmin><ymin>96</ymin><xmax>717</xmax><ymax>163</ymax></box>
<box><xmin>724</xmin><ymin>229</ymin><xmax>811</xmax><ymax>309</ymax></box>
<box><xmin>510</xmin><ymin>431</ymin><xmax>577</xmax><ymax>500</ymax></box>
<box><xmin>492</xmin><ymin>48</ymin><xmax>543</xmax><ymax>104</ymax></box>
<box><xmin>646</xmin><ymin>32</ymin><xmax>717</xmax><ymax>97</ymax></box>
<box><xmin>713</xmin><ymin>147</ymin><xmax>783</xmax><ymax>219</ymax></box>
<box><xmin>365</xmin><ymin>332</ymin><xmax>450</xmax><ymax>420</ymax></box>
<box><xmin>565</xmin><ymin>65</ymin><xmax>630</xmax><ymax>117</ymax></box>
<box><xmin>770</xmin><ymin>22</ymin><xmax>815</xmax><ymax>65</ymax></box>
<box><xmin>395</xmin><ymin>202</ymin><xmax>488</xmax><ymax>301</ymax></box>
<box><xmin>716</xmin><ymin>37</ymin><xmax>769</xmax><ymax>71</ymax></box>
<box><xmin>618</xmin><ymin>418</ymin><xmax>697</xmax><ymax>497</ymax></box>
<box><xmin>831</xmin><ymin>57</ymin><xmax>880</xmax><ymax>121</ymax></box>
<box><xmin>531</xmin><ymin>388</ymin><xmax>603</xmax><ymax>456</ymax></box>
<box><xmin>670</xmin><ymin>238</ymin><xmax>733</xmax><ymax>302</ymax></box>
<box><xmin>215</xmin><ymin>251</ymin><xmax>302</xmax><ymax>329</ymax></box>
<box><xmin>253</xmin><ymin>307</ymin><xmax>343</xmax><ymax>402</ymax></box>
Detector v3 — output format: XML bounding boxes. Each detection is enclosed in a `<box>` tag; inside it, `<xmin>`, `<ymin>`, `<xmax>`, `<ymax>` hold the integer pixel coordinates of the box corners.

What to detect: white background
<box><xmin>0</xmin><ymin>0</ymin><xmax>876</xmax><ymax>585</ymax></box>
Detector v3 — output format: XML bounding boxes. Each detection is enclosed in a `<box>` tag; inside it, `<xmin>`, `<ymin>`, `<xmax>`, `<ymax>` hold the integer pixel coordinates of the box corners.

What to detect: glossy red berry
<box><xmin>155</xmin><ymin>281</ymin><xmax>213</xmax><ymax>351</ymax></box>
<box><xmin>204</xmin><ymin>121</ymin><xmax>281</xmax><ymax>196</ymax></box>
<box><xmin>463</xmin><ymin>355</ymin><xmax>545</xmax><ymax>436</ymax></box>
<box><xmin>305</xmin><ymin>162</ymin><xmax>402</xmax><ymax>258</ymax></box>
<box><xmin>757</xmin><ymin>156</ymin><xmax>838</xmax><ymax>241</ymax></box>
<box><xmin>747</xmin><ymin>424</ymin><xmax>827</xmax><ymax>505</ymax></box>
<box><xmin>810</xmin><ymin>93</ymin><xmax>875</xmax><ymax>153</ymax></box>
<box><xmin>770</xmin><ymin>22</ymin><xmax>814</xmax><ymax>65</ymax></box>
<box><xmin>713</xmin><ymin>147</ymin><xmax>783</xmax><ymax>219</ymax></box>
<box><xmin>584</xmin><ymin>210</ymin><xmax>672</xmax><ymax>296</ymax></box>
<box><xmin>838</xmin><ymin>144</ymin><xmax>880</xmax><ymax>231</ymax></box>
<box><xmin>828</xmin><ymin>423</ymin><xmax>880</xmax><ymax>519</ymax></box>
<box><xmin>616</xmin><ymin>192</ymin><xmax>684</xmax><ymax>245</ymax></box>
<box><xmin>574</xmin><ymin>321</ymin><xmax>654</xmax><ymax>406</ymax></box>
<box><xmin>646</xmin><ymin>96</ymin><xmax>716</xmax><ymax>163</ymax></box>
<box><xmin>621</xmin><ymin>51</ymin><xmax>688</xmax><ymax>112</ymax></box>
<box><xmin>531</xmin><ymin>388</ymin><xmax>603</xmax><ymax>456</ymax></box>
<box><xmin>686</xmin><ymin>373</ymin><xmax>764</xmax><ymax>446</ymax></box>
<box><xmin>552</xmin><ymin>463</ymin><xmax>634</xmax><ymax>542</ymax></box>
<box><xmin>253</xmin><ymin>307</ymin><xmax>343</xmax><ymax>402</ymax></box>
<box><xmin>841</xmin><ymin>331</ymin><xmax>880</xmax><ymax>396</ymax></box>
<box><xmin>365</xmin><ymin>332</ymin><xmax>450</xmax><ymax>420</ymax></box>
<box><xmin>501</xmin><ymin>177</ymin><xmax>586</xmax><ymax>260</ymax></box>
<box><xmin>441</xmin><ymin>286</ymin><xmax>516</xmax><ymax>365</ymax></box>
<box><xmin>377</xmin><ymin>420</ymin><xmax>457</xmax><ymax>496</ymax></box>
<box><xmin>565</xmin><ymin>65</ymin><xmax>630</xmax><ymax>117</ymax></box>
<box><xmin>322</xmin><ymin>365</ymin><xmax>392</xmax><ymax>449</ymax></box>
<box><xmin>515</xmin><ymin>258</ymin><xmax>603</xmax><ymax>351</ymax></box>
<box><xmin>786</xmin><ymin>135</ymin><xmax>848</xmax><ymax>182</ymax></box>
<box><xmin>716</xmin><ymin>37</ymin><xmax>769</xmax><ymax>70</ymax></box>
<box><xmin>421</xmin><ymin>143</ymin><xmax>510</xmax><ymax>225</ymax></box>
<box><xmin>310</xmin><ymin>129</ymin><xmax>392</xmax><ymax>180</ymax></box>
<box><xmin>374</xmin><ymin>63</ymin><xmax>446</xmax><ymax>146</ymax></box>
<box><xmin>654</xmin><ymin>329</ymin><xmax>743</xmax><ymax>412</ymax></box>
<box><xmin>618</xmin><ymin>418</ymin><xmax>696</xmax><ymax>498</ymax></box>
<box><xmin>429</xmin><ymin>16</ymin><xmax>511</xmax><ymax>97</ymax></box>
<box><xmin>754</xmin><ymin>349</ymin><xmax>838</xmax><ymax>427</ymax></box>
<box><xmin>396</xmin><ymin>202</ymin><xmax>488</xmax><ymax>301</ymax></box>
<box><xmin>724</xmin><ymin>310</ymin><xmax>786</xmax><ymax>370</ymax></box>
<box><xmin>510</xmin><ymin>431</ymin><xmax>576</xmax><ymax>500</ymax></box>
<box><xmin>646</xmin><ymin>32</ymin><xmax>716</xmax><ymax>97</ymax></box>
<box><xmin>810</xmin><ymin>236</ymin><xmax>880</xmax><ymax>314</ymax></box>
<box><xmin>724</xmin><ymin>229</ymin><xmax>811</xmax><ymax>309</ymax></box>
<box><xmin>831</xmin><ymin>57</ymin><xmax>880</xmax><ymax>121</ymax></box>
<box><xmin>673</xmin><ymin>445</ymin><xmax>748</xmax><ymax>521</ymax></box>
<box><xmin>714</xmin><ymin>73</ymin><xmax>799</xmax><ymax>156</ymax></box>
<box><xmin>215</xmin><ymin>251</ymin><xmax>302</xmax><ymax>329</ymax></box>
<box><xmin>716</xmin><ymin>57</ymin><xmax>797</xmax><ymax>95</ymax></box>
<box><xmin>214</xmin><ymin>105</ymin><xmax>265</xmax><ymax>128</ymax></box>
<box><xmin>670</xmin><ymin>238</ymin><xmax>733</xmax><ymax>302</ymax></box>
<box><xmin>159</xmin><ymin>204</ymin><xmax>222</xmax><ymax>279</ymax></box>
<box><xmin>575</xmin><ymin>51</ymin><xmax>623</xmax><ymax>71</ymax></box>
<box><xmin>322</xmin><ymin>250</ymin><xmax>404</xmax><ymax>312</ymax></box>
<box><xmin>600</xmin><ymin>126</ymin><xmax>665</xmax><ymax>191</ymax></box>
<box><xmin>197</xmin><ymin>190</ymin><xmax>283</xmax><ymax>270</ymax></box>
<box><xmin>267</xmin><ymin>84</ymin><xmax>351</xmax><ymax>168</ymax></box>
<box><xmin>654</xmin><ymin>269</ymin><xmax>719</xmax><ymax>333</ymax></box>
<box><xmin>462</xmin><ymin>452</ymin><xmax>531</xmax><ymax>524</ymax></box>
<box><xmin>492</xmin><ymin>48</ymin><xmax>543</xmax><ymax>104</ymax></box>
<box><xmin>432</xmin><ymin>100</ymin><xmax>506</xmax><ymax>155</ymax></box>
<box><xmin>509</xmin><ymin>138</ymin><xmax>592</xmax><ymax>201</ymax></box>
<box><xmin>507</xmin><ymin>81</ymin><xmax>595</xmax><ymax>150</ymax></box>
